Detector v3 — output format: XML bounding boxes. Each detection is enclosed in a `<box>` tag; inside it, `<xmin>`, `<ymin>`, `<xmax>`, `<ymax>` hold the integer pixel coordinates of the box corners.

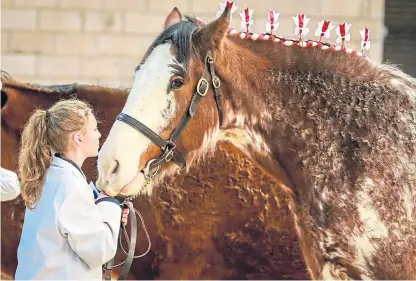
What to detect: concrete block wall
<box><xmin>1</xmin><ymin>0</ymin><xmax>385</xmax><ymax>87</ymax></box>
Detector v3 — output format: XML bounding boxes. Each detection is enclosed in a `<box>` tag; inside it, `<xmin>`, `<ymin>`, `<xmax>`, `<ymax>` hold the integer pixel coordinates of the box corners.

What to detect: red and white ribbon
<box><xmin>216</xmin><ymin>1</ymin><xmax>238</xmax><ymax>20</ymax></box>
<box><xmin>239</xmin><ymin>7</ymin><xmax>254</xmax><ymax>33</ymax></box>
<box><xmin>359</xmin><ymin>28</ymin><xmax>371</xmax><ymax>51</ymax></box>
<box><xmin>314</xmin><ymin>20</ymin><xmax>333</xmax><ymax>41</ymax></box>
<box><xmin>266</xmin><ymin>10</ymin><xmax>279</xmax><ymax>34</ymax></box>
<box><xmin>293</xmin><ymin>14</ymin><xmax>310</xmax><ymax>40</ymax></box>
<box><xmin>195</xmin><ymin>16</ymin><xmax>205</xmax><ymax>25</ymax></box>
<box><xmin>336</xmin><ymin>23</ymin><xmax>351</xmax><ymax>47</ymax></box>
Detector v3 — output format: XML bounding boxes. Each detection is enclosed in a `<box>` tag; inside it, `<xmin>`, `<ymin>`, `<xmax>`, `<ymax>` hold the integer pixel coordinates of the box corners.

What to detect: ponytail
<box><xmin>19</xmin><ymin>110</ymin><xmax>51</xmax><ymax>209</ymax></box>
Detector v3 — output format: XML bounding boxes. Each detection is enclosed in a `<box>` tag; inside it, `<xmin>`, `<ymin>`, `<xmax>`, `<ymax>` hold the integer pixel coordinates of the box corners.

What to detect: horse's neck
<box><xmin>217</xmin><ymin>37</ymin><xmax>376</xmax><ymax>191</ymax></box>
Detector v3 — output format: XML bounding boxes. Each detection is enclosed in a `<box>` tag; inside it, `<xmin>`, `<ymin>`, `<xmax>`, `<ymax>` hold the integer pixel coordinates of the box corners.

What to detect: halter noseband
<box><xmin>115</xmin><ymin>50</ymin><xmax>223</xmax><ymax>178</ymax></box>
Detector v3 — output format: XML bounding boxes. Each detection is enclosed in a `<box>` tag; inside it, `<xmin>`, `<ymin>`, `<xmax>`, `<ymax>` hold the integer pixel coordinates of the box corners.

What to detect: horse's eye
<box><xmin>171</xmin><ymin>79</ymin><xmax>184</xmax><ymax>89</ymax></box>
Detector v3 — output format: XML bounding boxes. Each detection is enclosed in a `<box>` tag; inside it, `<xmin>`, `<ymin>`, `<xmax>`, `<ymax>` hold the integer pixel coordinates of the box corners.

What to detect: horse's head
<box><xmin>97</xmin><ymin>6</ymin><xmax>234</xmax><ymax>196</ymax></box>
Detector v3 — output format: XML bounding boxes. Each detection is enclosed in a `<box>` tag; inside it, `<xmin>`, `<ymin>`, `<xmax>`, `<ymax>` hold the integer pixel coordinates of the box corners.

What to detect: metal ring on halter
<box><xmin>142</xmin><ymin>159</ymin><xmax>160</xmax><ymax>179</ymax></box>
<box><xmin>164</xmin><ymin>150</ymin><xmax>174</xmax><ymax>162</ymax></box>
<box><xmin>212</xmin><ymin>76</ymin><xmax>221</xmax><ymax>88</ymax></box>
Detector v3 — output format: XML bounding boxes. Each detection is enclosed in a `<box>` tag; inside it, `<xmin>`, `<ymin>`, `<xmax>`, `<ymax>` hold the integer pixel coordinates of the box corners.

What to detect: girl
<box><xmin>15</xmin><ymin>99</ymin><xmax>128</xmax><ymax>280</ymax></box>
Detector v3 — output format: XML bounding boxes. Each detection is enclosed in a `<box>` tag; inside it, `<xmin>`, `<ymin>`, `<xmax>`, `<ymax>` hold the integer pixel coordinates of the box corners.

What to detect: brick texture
<box><xmin>39</xmin><ymin>10</ymin><xmax>82</xmax><ymax>31</ymax></box>
<box><xmin>1</xmin><ymin>0</ymin><xmax>385</xmax><ymax>86</ymax></box>
<box><xmin>37</xmin><ymin>56</ymin><xmax>80</xmax><ymax>76</ymax></box>
<box><xmin>84</xmin><ymin>11</ymin><xmax>123</xmax><ymax>32</ymax></box>
<box><xmin>14</xmin><ymin>0</ymin><xmax>57</xmax><ymax>8</ymax></box>
<box><xmin>10</xmin><ymin>32</ymin><xmax>55</xmax><ymax>54</ymax></box>
<box><xmin>2</xmin><ymin>9</ymin><xmax>37</xmax><ymax>30</ymax></box>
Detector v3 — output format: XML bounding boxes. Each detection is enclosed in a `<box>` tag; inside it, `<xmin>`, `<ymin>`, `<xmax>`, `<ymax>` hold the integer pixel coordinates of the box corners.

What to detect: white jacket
<box><xmin>1</xmin><ymin>167</ymin><xmax>21</xmax><ymax>201</ymax></box>
<box><xmin>15</xmin><ymin>156</ymin><xmax>122</xmax><ymax>280</ymax></box>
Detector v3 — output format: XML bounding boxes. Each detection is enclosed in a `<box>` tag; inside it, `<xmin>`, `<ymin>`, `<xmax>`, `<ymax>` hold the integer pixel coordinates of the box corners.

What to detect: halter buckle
<box><xmin>142</xmin><ymin>159</ymin><xmax>160</xmax><ymax>179</ymax></box>
<box><xmin>165</xmin><ymin>150</ymin><xmax>174</xmax><ymax>162</ymax></box>
<box><xmin>196</xmin><ymin>78</ymin><xmax>209</xmax><ymax>96</ymax></box>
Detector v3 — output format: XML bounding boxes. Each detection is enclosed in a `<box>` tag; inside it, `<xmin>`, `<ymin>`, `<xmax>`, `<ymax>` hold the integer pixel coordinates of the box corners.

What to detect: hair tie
<box><xmin>45</xmin><ymin>110</ymin><xmax>50</xmax><ymax>119</ymax></box>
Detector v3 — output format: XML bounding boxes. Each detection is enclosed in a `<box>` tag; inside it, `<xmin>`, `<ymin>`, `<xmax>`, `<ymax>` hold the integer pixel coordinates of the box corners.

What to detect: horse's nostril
<box><xmin>111</xmin><ymin>160</ymin><xmax>119</xmax><ymax>175</ymax></box>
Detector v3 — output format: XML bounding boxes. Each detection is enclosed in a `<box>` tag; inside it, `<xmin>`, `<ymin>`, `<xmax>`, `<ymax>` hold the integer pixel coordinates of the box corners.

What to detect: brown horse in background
<box><xmin>97</xmin><ymin>6</ymin><xmax>416</xmax><ymax>280</ymax></box>
<box><xmin>1</xmin><ymin>71</ymin><xmax>307</xmax><ymax>280</ymax></box>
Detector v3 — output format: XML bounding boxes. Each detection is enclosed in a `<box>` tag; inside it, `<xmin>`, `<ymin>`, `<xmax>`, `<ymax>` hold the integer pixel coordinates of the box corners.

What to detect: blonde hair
<box><xmin>18</xmin><ymin>99</ymin><xmax>93</xmax><ymax>209</ymax></box>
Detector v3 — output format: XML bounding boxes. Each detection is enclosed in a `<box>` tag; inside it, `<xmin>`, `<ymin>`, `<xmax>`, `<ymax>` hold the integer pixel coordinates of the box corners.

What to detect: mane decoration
<box><xmin>200</xmin><ymin>1</ymin><xmax>371</xmax><ymax>57</ymax></box>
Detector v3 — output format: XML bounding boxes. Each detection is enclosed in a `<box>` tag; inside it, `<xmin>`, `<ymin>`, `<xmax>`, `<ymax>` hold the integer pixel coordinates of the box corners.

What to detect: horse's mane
<box><xmin>137</xmin><ymin>15</ymin><xmax>198</xmax><ymax>71</ymax></box>
<box><xmin>190</xmin><ymin>15</ymin><xmax>416</xmax><ymax>88</ymax></box>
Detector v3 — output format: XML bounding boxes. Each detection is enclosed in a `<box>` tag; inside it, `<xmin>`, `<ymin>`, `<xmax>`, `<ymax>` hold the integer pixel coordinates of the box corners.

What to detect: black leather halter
<box><xmin>115</xmin><ymin>50</ymin><xmax>223</xmax><ymax>177</ymax></box>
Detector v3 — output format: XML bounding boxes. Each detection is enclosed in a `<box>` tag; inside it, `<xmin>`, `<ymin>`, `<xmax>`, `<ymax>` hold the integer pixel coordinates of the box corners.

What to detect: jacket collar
<box><xmin>51</xmin><ymin>155</ymin><xmax>86</xmax><ymax>182</ymax></box>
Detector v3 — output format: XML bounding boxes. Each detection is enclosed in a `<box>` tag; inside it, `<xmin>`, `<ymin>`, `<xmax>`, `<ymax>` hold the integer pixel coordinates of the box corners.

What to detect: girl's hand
<box><xmin>121</xmin><ymin>202</ymin><xmax>133</xmax><ymax>226</ymax></box>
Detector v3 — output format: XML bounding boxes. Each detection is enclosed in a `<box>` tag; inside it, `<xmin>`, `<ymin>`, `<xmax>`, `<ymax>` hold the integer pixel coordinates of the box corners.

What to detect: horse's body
<box><xmin>0</xmin><ymin>72</ymin><xmax>307</xmax><ymax>280</ymax></box>
<box><xmin>97</xmin><ymin>6</ymin><xmax>416</xmax><ymax>280</ymax></box>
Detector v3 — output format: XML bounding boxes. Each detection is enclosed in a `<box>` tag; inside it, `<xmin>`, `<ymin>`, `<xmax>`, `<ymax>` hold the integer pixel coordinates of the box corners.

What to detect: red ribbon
<box><xmin>321</xmin><ymin>20</ymin><xmax>330</xmax><ymax>37</ymax></box>
<box><xmin>269</xmin><ymin>11</ymin><xmax>275</xmax><ymax>30</ymax></box>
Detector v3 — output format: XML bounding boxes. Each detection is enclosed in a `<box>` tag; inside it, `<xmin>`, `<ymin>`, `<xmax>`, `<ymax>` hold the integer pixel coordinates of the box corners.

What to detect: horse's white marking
<box><xmin>97</xmin><ymin>43</ymin><xmax>177</xmax><ymax>195</ymax></box>
<box><xmin>321</xmin><ymin>190</ymin><xmax>327</xmax><ymax>201</ymax></box>
<box><xmin>357</xmin><ymin>178</ymin><xmax>388</xmax><ymax>238</ymax></box>
<box><xmin>321</xmin><ymin>263</ymin><xmax>348</xmax><ymax>280</ymax></box>
<box><xmin>219</xmin><ymin>127</ymin><xmax>271</xmax><ymax>156</ymax></box>
<box><xmin>124</xmin><ymin>43</ymin><xmax>177</xmax><ymax>130</ymax></box>
<box><xmin>402</xmin><ymin>185</ymin><xmax>415</xmax><ymax>221</ymax></box>
<box><xmin>352</xmin><ymin>177</ymin><xmax>388</xmax><ymax>276</ymax></box>
<box><xmin>390</xmin><ymin>76</ymin><xmax>416</xmax><ymax>102</ymax></box>
<box><xmin>186</xmin><ymin>126</ymin><xmax>221</xmax><ymax>170</ymax></box>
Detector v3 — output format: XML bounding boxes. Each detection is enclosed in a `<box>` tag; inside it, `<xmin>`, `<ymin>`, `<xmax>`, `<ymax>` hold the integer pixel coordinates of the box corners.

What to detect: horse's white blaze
<box><xmin>97</xmin><ymin>43</ymin><xmax>177</xmax><ymax>195</ymax></box>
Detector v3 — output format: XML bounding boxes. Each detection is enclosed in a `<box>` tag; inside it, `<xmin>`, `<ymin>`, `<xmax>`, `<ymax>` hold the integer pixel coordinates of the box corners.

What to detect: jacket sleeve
<box><xmin>57</xmin><ymin>182</ymin><xmax>122</xmax><ymax>269</ymax></box>
<box><xmin>1</xmin><ymin>167</ymin><xmax>21</xmax><ymax>201</ymax></box>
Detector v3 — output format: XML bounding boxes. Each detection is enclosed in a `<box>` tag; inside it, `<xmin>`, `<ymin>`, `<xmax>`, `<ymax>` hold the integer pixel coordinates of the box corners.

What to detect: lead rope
<box><xmin>116</xmin><ymin>208</ymin><xmax>152</xmax><ymax>259</ymax></box>
<box><xmin>103</xmin><ymin>180</ymin><xmax>152</xmax><ymax>280</ymax></box>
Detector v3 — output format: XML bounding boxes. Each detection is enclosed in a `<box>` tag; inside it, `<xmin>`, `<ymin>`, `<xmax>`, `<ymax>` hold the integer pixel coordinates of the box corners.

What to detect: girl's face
<box><xmin>79</xmin><ymin>114</ymin><xmax>101</xmax><ymax>158</ymax></box>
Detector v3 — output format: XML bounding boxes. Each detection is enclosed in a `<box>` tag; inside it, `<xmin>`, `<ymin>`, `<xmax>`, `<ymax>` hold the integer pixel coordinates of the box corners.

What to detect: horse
<box><xmin>0</xmin><ymin>71</ymin><xmax>308</xmax><ymax>280</ymax></box>
<box><xmin>96</xmin><ymin>5</ymin><xmax>416</xmax><ymax>280</ymax></box>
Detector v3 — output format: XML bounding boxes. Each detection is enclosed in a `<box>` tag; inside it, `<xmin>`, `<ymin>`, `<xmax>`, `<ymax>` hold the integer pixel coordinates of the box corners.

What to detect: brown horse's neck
<box><xmin>214</xmin><ymin>35</ymin><xmax>400</xmax><ymax>196</ymax></box>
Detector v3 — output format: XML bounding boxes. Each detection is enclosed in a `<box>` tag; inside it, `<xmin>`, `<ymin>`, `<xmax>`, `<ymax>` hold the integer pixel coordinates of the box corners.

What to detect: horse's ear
<box><xmin>194</xmin><ymin>4</ymin><xmax>231</xmax><ymax>52</ymax></box>
<box><xmin>164</xmin><ymin>7</ymin><xmax>182</xmax><ymax>29</ymax></box>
